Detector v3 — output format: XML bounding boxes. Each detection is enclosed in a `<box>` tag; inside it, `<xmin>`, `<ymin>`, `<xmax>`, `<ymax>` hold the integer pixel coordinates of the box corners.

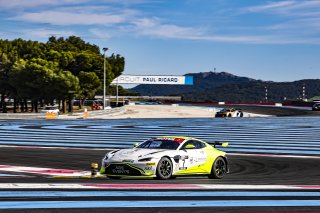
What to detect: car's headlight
<box><xmin>104</xmin><ymin>150</ymin><xmax>119</xmax><ymax>160</ymax></box>
<box><xmin>138</xmin><ymin>157</ymin><xmax>153</xmax><ymax>162</ymax></box>
<box><xmin>103</xmin><ymin>154</ymin><xmax>109</xmax><ymax>161</ymax></box>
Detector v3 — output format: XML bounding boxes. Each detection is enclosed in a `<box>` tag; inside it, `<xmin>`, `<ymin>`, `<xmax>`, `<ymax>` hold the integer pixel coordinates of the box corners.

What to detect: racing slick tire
<box><xmin>156</xmin><ymin>157</ymin><xmax>173</xmax><ymax>180</ymax></box>
<box><xmin>240</xmin><ymin>112</ymin><xmax>243</xmax><ymax>117</ymax></box>
<box><xmin>208</xmin><ymin>157</ymin><xmax>227</xmax><ymax>179</ymax></box>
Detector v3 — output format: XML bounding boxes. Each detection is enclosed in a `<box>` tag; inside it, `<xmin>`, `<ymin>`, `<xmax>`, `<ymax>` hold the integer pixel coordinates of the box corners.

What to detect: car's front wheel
<box><xmin>156</xmin><ymin>157</ymin><xmax>173</xmax><ymax>180</ymax></box>
<box><xmin>208</xmin><ymin>157</ymin><xmax>227</xmax><ymax>179</ymax></box>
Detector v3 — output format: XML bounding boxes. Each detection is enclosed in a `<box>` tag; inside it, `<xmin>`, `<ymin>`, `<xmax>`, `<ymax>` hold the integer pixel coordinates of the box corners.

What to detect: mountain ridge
<box><xmin>129</xmin><ymin>71</ymin><xmax>320</xmax><ymax>102</ymax></box>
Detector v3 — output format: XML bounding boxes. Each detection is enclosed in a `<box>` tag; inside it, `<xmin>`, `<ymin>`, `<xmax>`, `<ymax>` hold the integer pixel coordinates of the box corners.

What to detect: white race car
<box><xmin>100</xmin><ymin>136</ymin><xmax>229</xmax><ymax>180</ymax></box>
<box><xmin>215</xmin><ymin>108</ymin><xmax>243</xmax><ymax>117</ymax></box>
<box><xmin>40</xmin><ymin>106</ymin><xmax>60</xmax><ymax>114</ymax></box>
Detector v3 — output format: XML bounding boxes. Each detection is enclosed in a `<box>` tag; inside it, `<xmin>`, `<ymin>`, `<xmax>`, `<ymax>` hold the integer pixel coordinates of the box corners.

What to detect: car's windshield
<box><xmin>137</xmin><ymin>139</ymin><xmax>180</xmax><ymax>150</ymax></box>
<box><xmin>221</xmin><ymin>108</ymin><xmax>231</xmax><ymax>112</ymax></box>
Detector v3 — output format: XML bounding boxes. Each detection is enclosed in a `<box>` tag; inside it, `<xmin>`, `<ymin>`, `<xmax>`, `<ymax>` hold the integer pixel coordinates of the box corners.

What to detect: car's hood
<box><xmin>109</xmin><ymin>148</ymin><xmax>174</xmax><ymax>161</ymax></box>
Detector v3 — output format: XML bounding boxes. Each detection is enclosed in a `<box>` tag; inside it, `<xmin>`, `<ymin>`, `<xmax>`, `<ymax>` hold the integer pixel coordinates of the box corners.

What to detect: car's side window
<box><xmin>198</xmin><ymin>142</ymin><xmax>206</xmax><ymax>148</ymax></box>
<box><xmin>181</xmin><ymin>141</ymin><xmax>193</xmax><ymax>149</ymax></box>
<box><xmin>182</xmin><ymin>140</ymin><xmax>205</xmax><ymax>149</ymax></box>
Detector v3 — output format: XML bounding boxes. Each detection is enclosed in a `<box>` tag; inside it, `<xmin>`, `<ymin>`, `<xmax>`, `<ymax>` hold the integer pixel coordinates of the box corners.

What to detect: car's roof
<box><xmin>157</xmin><ymin>136</ymin><xmax>202</xmax><ymax>141</ymax></box>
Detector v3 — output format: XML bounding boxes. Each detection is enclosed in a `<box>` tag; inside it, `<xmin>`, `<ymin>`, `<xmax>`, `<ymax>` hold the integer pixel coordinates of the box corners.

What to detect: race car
<box><xmin>215</xmin><ymin>108</ymin><xmax>243</xmax><ymax>117</ymax></box>
<box><xmin>312</xmin><ymin>103</ymin><xmax>320</xmax><ymax>111</ymax></box>
<box><xmin>100</xmin><ymin>136</ymin><xmax>229</xmax><ymax>180</ymax></box>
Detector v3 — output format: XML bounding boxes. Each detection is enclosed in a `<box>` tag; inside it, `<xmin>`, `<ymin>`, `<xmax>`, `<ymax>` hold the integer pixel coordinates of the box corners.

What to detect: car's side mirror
<box><xmin>133</xmin><ymin>143</ymin><xmax>139</xmax><ymax>147</ymax></box>
<box><xmin>184</xmin><ymin>144</ymin><xmax>195</xmax><ymax>149</ymax></box>
<box><xmin>222</xmin><ymin>142</ymin><xmax>229</xmax><ymax>148</ymax></box>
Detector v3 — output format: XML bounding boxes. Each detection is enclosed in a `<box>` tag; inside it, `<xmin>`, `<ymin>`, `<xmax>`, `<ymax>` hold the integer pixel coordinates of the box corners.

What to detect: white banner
<box><xmin>111</xmin><ymin>75</ymin><xmax>193</xmax><ymax>85</ymax></box>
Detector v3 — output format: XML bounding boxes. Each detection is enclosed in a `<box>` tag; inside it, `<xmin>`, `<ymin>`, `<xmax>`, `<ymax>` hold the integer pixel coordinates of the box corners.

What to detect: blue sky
<box><xmin>1</xmin><ymin>0</ymin><xmax>320</xmax><ymax>81</ymax></box>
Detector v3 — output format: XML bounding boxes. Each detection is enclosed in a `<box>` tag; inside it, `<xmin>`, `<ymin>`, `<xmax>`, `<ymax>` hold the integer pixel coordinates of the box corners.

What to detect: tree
<box><xmin>0</xmin><ymin>39</ymin><xmax>21</xmax><ymax>112</ymax></box>
<box><xmin>0</xmin><ymin>53</ymin><xmax>13</xmax><ymax>112</ymax></box>
<box><xmin>1</xmin><ymin>36</ymin><xmax>126</xmax><ymax>113</ymax></box>
<box><xmin>78</xmin><ymin>71</ymin><xmax>101</xmax><ymax>108</ymax></box>
<box><xmin>9</xmin><ymin>58</ymin><xmax>80</xmax><ymax>112</ymax></box>
<box><xmin>54</xmin><ymin>71</ymin><xmax>80</xmax><ymax>113</ymax></box>
<box><xmin>108</xmin><ymin>54</ymin><xmax>125</xmax><ymax>78</ymax></box>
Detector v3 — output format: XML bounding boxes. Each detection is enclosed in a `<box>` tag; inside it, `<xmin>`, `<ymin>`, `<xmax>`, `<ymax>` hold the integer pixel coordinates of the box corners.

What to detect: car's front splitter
<box><xmin>102</xmin><ymin>162</ymin><xmax>155</xmax><ymax>177</ymax></box>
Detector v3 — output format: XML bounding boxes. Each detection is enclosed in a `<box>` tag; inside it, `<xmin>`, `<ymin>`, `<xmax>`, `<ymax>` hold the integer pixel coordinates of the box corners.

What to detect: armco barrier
<box><xmin>87</xmin><ymin>107</ymin><xmax>124</xmax><ymax>118</ymax></box>
<box><xmin>0</xmin><ymin>107</ymin><xmax>125</xmax><ymax>120</ymax></box>
<box><xmin>0</xmin><ymin>113</ymin><xmax>45</xmax><ymax>120</ymax></box>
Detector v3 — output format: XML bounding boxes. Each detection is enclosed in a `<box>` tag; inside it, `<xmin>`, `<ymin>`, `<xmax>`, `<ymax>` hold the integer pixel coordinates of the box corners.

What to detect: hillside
<box><xmin>129</xmin><ymin>71</ymin><xmax>320</xmax><ymax>102</ymax></box>
<box><xmin>130</xmin><ymin>71</ymin><xmax>256</xmax><ymax>96</ymax></box>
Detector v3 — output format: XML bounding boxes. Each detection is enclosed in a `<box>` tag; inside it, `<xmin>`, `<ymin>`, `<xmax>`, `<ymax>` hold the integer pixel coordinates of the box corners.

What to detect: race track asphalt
<box><xmin>1</xmin><ymin>105</ymin><xmax>320</xmax><ymax>212</ymax></box>
<box><xmin>1</xmin><ymin>147</ymin><xmax>320</xmax><ymax>212</ymax></box>
<box><xmin>1</xmin><ymin>147</ymin><xmax>319</xmax><ymax>185</ymax></box>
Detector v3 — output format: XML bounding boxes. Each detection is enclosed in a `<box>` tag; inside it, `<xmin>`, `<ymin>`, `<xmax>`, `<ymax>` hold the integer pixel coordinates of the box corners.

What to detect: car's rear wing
<box><xmin>208</xmin><ymin>141</ymin><xmax>229</xmax><ymax>148</ymax></box>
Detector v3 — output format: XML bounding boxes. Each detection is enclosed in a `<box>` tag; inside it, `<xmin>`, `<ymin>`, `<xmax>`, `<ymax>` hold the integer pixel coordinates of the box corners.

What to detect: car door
<box><xmin>178</xmin><ymin>140</ymin><xmax>207</xmax><ymax>173</ymax></box>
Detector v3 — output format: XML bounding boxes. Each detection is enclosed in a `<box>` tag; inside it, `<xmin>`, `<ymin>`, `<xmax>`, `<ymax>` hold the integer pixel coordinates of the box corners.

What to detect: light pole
<box><xmin>302</xmin><ymin>83</ymin><xmax>306</xmax><ymax>100</ymax></box>
<box><xmin>103</xmin><ymin>47</ymin><xmax>108</xmax><ymax>110</ymax></box>
<box><xmin>265</xmin><ymin>86</ymin><xmax>268</xmax><ymax>103</ymax></box>
<box><xmin>116</xmin><ymin>77</ymin><xmax>119</xmax><ymax>107</ymax></box>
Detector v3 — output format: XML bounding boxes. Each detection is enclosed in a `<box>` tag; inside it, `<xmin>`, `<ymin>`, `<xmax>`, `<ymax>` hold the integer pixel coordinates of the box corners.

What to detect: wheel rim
<box><xmin>159</xmin><ymin>159</ymin><xmax>172</xmax><ymax>177</ymax></box>
<box><xmin>215</xmin><ymin>159</ymin><xmax>226</xmax><ymax>177</ymax></box>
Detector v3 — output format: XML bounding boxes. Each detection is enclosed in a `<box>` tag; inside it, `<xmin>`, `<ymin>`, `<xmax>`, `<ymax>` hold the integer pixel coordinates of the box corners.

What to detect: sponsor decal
<box><xmin>174</xmin><ymin>138</ymin><xmax>185</xmax><ymax>143</ymax></box>
<box><xmin>179</xmin><ymin>167</ymin><xmax>187</xmax><ymax>170</ymax></box>
<box><xmin>146</xmin><ymin>162</ymin><xmax>156</xmax><ymax>166</ymax></box>
<box><xmin>112</xmin><ymin>166</ymin><xmax>130</xmax><ymax>174</ymax></box>
<box><xmin>144</xmin><ymin>166</ymin><xmax>152</xmax><ymax>170</ymax></box>
<box><xmin>156</xmin><ymin>137</ymin><xmax>174</xmax><ymax>141</ymax></box>
<box><xmin>190</xmin><ymin>157</ymin><xmax>194</xmax><ymax>164</ymax></box>
<box><xmin>111</xmin><ymin>75</ymin><xmax>193</xmax><ymax>85</ymax></box>
<box><xmin>198</xmin><ymin>157</ymin><xmax>207</xmax><ymax>162</ymax></box>
<box><xmin>157</xmin><ymin>137</ymin><xmax>185</xmax><ymax>143</ymax></box>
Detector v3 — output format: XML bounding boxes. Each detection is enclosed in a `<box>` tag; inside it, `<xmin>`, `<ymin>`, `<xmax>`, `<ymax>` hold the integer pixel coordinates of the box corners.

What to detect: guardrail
<box><xmin>0</xmin><ymin>107</ymin><xmax>125</xmax><ymax>120</ymax></box>
<box><xmin>86</xmin><ymin>107</ymin><xmax>125</xmax><ymax>118</ymax></box>
<box><xmin>0</xmin><ymin>113</ymin><xmax>45</xmax><ymax>120</ymax></box>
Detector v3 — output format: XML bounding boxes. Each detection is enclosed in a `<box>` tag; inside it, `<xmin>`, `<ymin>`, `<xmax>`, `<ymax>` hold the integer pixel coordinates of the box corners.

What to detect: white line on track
<box><xmin>228</xmin><ymin>153</ymin><xmax>320</xmax><ymax>159</ymax></box>
<box><xmin>0</xmin><ymin>145</ymin><xmax>109</xmax><ymax>151</ymax></box>
<box><xmin>0</xmin><ymin>183</ymin><xmax>319</xmax><ymax>190</ymax></box>
<box><xmin>1</xmin><ymin>144</ymin><xmax>319</xmax><ymax>159</ymax></box>
<box><xmin>0</xmin><ymin>165</ymin><xmax>90</xmax><ymax>177</ymax></box>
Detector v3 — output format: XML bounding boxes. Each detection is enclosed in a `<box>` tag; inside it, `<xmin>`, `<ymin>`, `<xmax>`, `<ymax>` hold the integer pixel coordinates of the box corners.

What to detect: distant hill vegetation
<box><xmin>130</xmin><ymin>71</ymin><xmax>320</xmax><ymax>102</ymax></box>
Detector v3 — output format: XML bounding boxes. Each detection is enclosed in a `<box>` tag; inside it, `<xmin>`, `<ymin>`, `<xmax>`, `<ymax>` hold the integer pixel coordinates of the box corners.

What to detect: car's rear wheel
<box><xmin>208</xmin><ymin>157</ymin><xmax>227</xmax><ymax>179</ymax></box>
<box><xmin>156</xmin><ymin>157</ymin><xmax>173</xmax><ymax>180</ymax></box>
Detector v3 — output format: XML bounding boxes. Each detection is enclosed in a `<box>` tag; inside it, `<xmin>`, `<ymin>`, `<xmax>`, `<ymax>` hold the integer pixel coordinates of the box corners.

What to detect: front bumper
<box><xmin>100</xmin><ymin>161</ymin><xmax>156</xmax><ymax>177</ymax></box>
<box><xmin>215</xmin><ymin>113</ymin><xmax>227</xmax><ymax>117</ymax></box>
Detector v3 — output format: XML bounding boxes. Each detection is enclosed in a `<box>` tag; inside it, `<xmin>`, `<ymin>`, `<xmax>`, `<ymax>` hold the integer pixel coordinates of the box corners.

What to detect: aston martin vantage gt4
<box><xmin>100</xmin><ymin>136</ymin><xmax>229</xmax><ymax>180</ymax></box>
